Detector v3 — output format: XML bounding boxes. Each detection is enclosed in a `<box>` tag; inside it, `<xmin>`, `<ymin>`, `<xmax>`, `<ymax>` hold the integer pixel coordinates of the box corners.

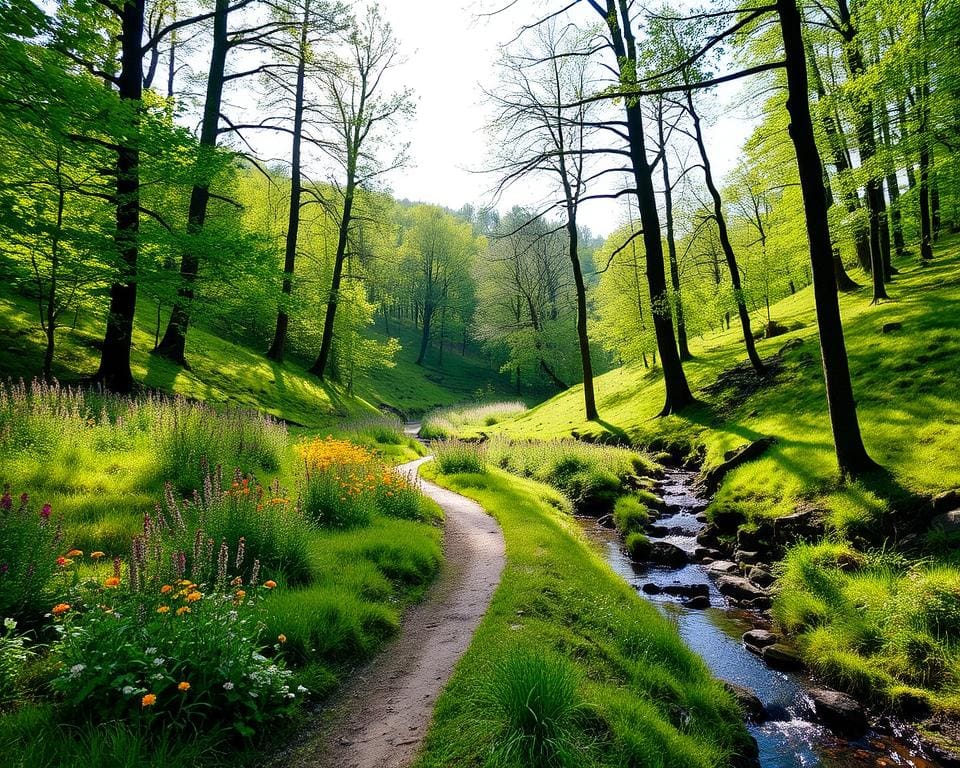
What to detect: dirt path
<box><xmin>289</xmin><ymin>457</ymin><xmax>505</xmax><ymax>768</ymax></box>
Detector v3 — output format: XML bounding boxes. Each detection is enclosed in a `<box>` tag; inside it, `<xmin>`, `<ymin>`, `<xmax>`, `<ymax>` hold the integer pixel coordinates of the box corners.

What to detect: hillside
<box><xmin>479</xmin><ymin>241</ymin><xmax>960</xmax><ymax>532</ymax></box>
<box><xmin>0</xmin><ymin>287</ymin><xmax>520</xmax><ymax>425</ymax></box>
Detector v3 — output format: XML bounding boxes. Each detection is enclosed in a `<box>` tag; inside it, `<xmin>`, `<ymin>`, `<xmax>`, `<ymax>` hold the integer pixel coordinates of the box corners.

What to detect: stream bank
<box><xmin>580</xmin><ymin>467</ymin><xmax>943</xmax><ymax>768</ymax></box>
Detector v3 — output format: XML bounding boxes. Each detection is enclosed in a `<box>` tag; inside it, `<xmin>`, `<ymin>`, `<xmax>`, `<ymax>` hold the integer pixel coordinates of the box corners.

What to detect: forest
<box><xmin>1</xmin><ymin>0</ymin><xmax>959</xmax><ymax>767</ymax></box>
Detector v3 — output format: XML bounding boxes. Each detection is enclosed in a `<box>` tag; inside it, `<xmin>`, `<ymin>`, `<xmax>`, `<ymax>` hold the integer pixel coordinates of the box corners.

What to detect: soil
<box><xmin>284</xmin><ymin>457</ymin><xmax>505</xmax><ymax>768</ymax></box>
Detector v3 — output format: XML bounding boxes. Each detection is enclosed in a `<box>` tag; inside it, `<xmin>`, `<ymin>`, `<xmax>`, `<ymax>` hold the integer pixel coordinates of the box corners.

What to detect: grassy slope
<box><xmin>416</xmin><ymin>464</ymin><xmax>754</xmax><ymax>768</ymax></box>
<box><xmin>481</xmin><ymin>242</ymin><xmax>960</xmax><ymax>531</ymax></box>
<box><xmin>0</xmin><ymin>290</ymin><xmax>519</xmax><ymax>426</ymax></box>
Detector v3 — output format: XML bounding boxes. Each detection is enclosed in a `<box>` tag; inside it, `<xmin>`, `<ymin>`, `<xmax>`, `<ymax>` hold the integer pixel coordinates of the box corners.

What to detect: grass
<box><xmin>478</xmin><ymin>241</ymin><xmax>960</xmax><ymax>533</ymax></box>
<box><xmin>415</xmin><ymin>463</ymin><xmax>755</xmax><ymax>768</ymax></box>
<box><xmin>420</xmin><ymin>401</ymin><xmax>528</xmax><ymax>439</ymax></box>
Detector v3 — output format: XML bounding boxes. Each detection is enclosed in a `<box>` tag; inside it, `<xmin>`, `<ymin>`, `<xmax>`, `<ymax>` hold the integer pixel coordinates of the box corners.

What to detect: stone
<box><xmin>741</xmin><ymin>596</ymin><xmax>772</xmax><ymax>611</ymax></box>
<box><xmin>773</xmin><ymin>510</ymin><xmax>825</xmax><ymax>543</ymax></box>
<box><xmin>648</xmin><ymin>541</ymin><xmax>689</xmax><ymax>567</ymax></box>
<box><xmin>716</xmin><ymin>575</ymin><xmax>769</xmax><ymax>603</ymax></box>
<box><xmin>881</xmin><ymin>321</ymin><xmax>903</xmax><ymax>333</ymax></box>
<box><xmin>723</xmin><ymin>681</ymin><xmax>768</xmax><ymax>723</ymax></box>
<box><xmin>933</xmin><ymin>489</ymin><xmax>960</xmax><ymax>514</ymax></box>
<box><xmin>778</xmin><ymin>337</ymin><xmax>803</xmax><ymax>354</ymax></box>
<box><xmin>641</xmin><ymin>582</ymin><xmax>662</xmax><ymax>595</ymax></box>
<box><xmin>647</xmin><ymin>523</ymin><xmax>672</xmax><ymax>537</ymax></box>
<box><xmin>662</xmin><ymin>583</ymin><xmax>709</xmax><ymax>599</ymax></box>
<box><xmin>707</xmin><ymin>560</ymin><xmax>740</xmax><ymax>575</ymax></box>
<box><xmin>735</xmin><ymin>550</ymin><xmax>764</xmax><ymax>566</ymax></box>
<box><xmin>748</xmin><ymin>566</ymin><xmax>776</xmax><ymax>588</ymax></box>
<box><xmin>701</xmin><ymin>436</ymin><xmax>777</xmax><ymax>494</ymax></box>
<box><xmin>809</xmin><ymin>688</ymin><xmax>868</xmax><ymax>736</ymax></box>
<box><xmin>712</xmin><ymin>507</ymin><xmax>747</xmax><ymax>534</ymax></box>
<box><xmin>930</xmin><ymin>509</ymin><xmax>960</xmax><ymax>535</ymax></box>
<box><xmin>761</xmin><ymin>643</ymin><xmax>804</xmax><ymax>671</ymax></box>
<box><xmin>742</xmin><ymin>629</ymin><xmax>778</xmax><ymax>649</ymax></box>
<box><xmin>696</xmin><ymin>529</ymin><xmax>721</xmax><ymax>547</ymax></box>
<box><xmin>682</xmin><ymin>595</ymin><xmax>711</xmax><ymax>610</ymax></box>
<box><xmin>596</xmin><ymin>514</ymin><xmax>615</xmax><ymax>530</ymax></box>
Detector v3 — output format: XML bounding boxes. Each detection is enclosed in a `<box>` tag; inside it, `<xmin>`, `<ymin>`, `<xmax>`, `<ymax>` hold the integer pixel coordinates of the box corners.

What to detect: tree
<box><xmin>487</xmin><ymin>21</ymin><xmax>601</xmax><ymax>419</ymax></box>
<box><xmin>310</xmin><ymin>3</ymin><xmax>413</xmax><ymax>380</ymax></box>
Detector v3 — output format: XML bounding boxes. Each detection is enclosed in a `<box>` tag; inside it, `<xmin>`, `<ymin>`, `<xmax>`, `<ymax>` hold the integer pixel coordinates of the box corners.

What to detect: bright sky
<box><xmin>374</xmin><ymin>0</ymin><xmax>756</xmax><ymax>237</ymax></box>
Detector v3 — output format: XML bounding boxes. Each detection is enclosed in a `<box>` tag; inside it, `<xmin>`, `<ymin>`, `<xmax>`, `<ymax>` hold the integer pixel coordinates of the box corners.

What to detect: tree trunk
<box><xmin>95</xmin><ymin>0</ymin><xmax>145</xmax><ymax>393</ymax></box>
<box><xmin>267</xmin><ymin>0</ymin><xmax>310</xmax><ymax>362</ymax></box>
<box><xmin>311</xmin><ymin>184</ymin><xmax>354</xmax><ymax>379</ymax></box>
<box><xmin>416</xmin><ymin>302</ymin><xmax>434</xmax><ymax>365</ymax></box>
<box><xmin>778</xmin><ymin>0</ymin><xmax>879</xmax><ymax>478</ymax></box>
<box><xmin>879</xmin><ymin>104</ymin><xmax>905</xmax><ymax>257</ymax></box>
<box><xmin>687</xmin><ymin>90</ymin><xmax>763</xmax><ymax>372</ymax></box>
<box><xmin>599</xmin><ymin>0</ymin><xmax>692</xmax><ymax>415</ymax></box>
<box><xmin>154</xmin><ymin>0</ymin><xmax>229</xmax><ymax>365</ymax></box>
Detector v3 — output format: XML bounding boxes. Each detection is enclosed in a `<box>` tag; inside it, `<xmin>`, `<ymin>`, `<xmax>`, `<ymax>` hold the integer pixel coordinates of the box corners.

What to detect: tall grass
<box><xmin>340</xmin><ymin>414</ymin><xmax>407</xmax><ymax>446</ymax></box>
<box><xmin>420</xmin><ymin>401</ymin><xmax>527</xmax><ymax>440</ymax></box>
<box><xmin>486</xmin><ymin>437</ymin><xmax>658</xmax><ymax>513</ymax></box>
<box><xmin>434</xmin><ymin>440</ymin><xmax>487</xmax><ymax>474</ymax></box>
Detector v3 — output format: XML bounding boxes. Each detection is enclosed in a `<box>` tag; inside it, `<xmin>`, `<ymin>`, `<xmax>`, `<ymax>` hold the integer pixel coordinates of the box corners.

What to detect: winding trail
<box><xmin>290</xmin><ymin>456</ymin><xmax>505</xmax><ymax>768</ymax></box>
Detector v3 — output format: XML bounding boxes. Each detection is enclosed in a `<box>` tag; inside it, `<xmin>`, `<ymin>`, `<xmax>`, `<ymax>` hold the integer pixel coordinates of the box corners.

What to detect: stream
<box><xmin>579</xmin><ymin>468</ymin><xmax>940</xmax><ymax>768</ymax></box>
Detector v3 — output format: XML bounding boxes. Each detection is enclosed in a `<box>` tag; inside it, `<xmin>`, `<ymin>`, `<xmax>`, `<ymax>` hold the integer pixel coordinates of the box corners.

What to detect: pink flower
<box><xmin>1</xmin><ymin>492</ymin><xmax>11</xmax><ymax>511</ymax></box>
<box><xmin>19</xmin><ymin>493</ymin><xmax>28</xmax><ymax>506</ymax></box>
<box><xmin>40</xmin><ymin>503</ymin><xmax>52</xmax><ymax>520</ymax></box>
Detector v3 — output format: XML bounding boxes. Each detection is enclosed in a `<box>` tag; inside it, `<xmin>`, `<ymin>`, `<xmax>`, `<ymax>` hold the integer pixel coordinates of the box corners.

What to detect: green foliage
<box><xmin>624</xmin><ymin>533</ymin><xmax>651</xmax><ymax>560</ymax></box>
<box><xmin>434</xmin><ymin>440</ymin><xmax>487</xmax><ymax>475</ymax></box>
<box><xmin>0</xmin><ymin>619</ymin><xmax>33</xmax><ymax>706</ymax></box>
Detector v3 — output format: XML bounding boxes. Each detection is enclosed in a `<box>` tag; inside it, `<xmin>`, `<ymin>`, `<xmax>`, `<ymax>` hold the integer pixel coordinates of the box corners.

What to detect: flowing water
<box><xmin>579</xmin><ymin>468</ymin><xmax>940</xmax><ymax>768</ymax></box>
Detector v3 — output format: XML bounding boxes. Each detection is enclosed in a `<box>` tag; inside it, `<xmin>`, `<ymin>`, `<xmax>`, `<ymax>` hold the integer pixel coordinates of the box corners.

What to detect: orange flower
<box><xmin>141</xmin><ymin>693</ymin><xmax>157</xmax><ymax>707</ymax></box>
<box><xmin>263</xmin><ymin>580</ymin><xmax>277</xmax><ymax>589</ymax></box>
<box><xmin>66</xmin><ymin>549</ymin><xmax>83</xmax><ymax>557</ymax></box>
<box><xmin>177</xmin><ymin>681</ymin><xmax>191</xmax><ymax>692</ymax></box>
<box><xmin>156</xmin><ymin>605</ymin><xmax>170</xmax><ymax>614</ymax></box>
<box><xmin>56</xmin><ymin>557</ymin><xmax>73</xmax><ymax>567</ymax></box>
<box><xmin>160</xmin><ymin>584</ymin><xmax>173</xmax><ymax>594</ymax></box>
<box><xmin>186</xmin><ymin>591</ymin><xmax>202</xmax><ymax>603</ymax></box>
<box><xmin>278</xmin><ymin>633</ymin><xmax>287</xmax><ymax>644</ymax></box>
<box><xmin>176</xmin><ymin>606</ymin><xmax>191</xmax><ymax>616</ymax></box>
<box><xmin>235</xmin><ymin>590</ymin><xmax>246</xmax><ymax>600</ymax></box>
<box><xmin>104</xmin><ymin>577</ymin><xmax>120</xmax><ymax>588</ymax></box>
<box><xmin>90</xmin><ymin>551</ymin><xmax>105</xmax><ymax>560</ymax></box>
<box><xmin>52</xmin><ymin>603</ymin><xmax>71</xmax><ymax>616</ymax></box>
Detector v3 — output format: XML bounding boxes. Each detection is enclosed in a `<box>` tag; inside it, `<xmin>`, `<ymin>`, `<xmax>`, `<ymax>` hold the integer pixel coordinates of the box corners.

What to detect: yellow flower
<box><xmin>176</xmin><ymin>606</ymin><xmax>191</xmax><ymax>616</ymax></box>
<box><xmin>264</xmin><ymin>580</ymin><xmax>277</xmax><ymax>589</ymax></box>
<box><xmin>156</xmin><ymin>605</ymin><xmax>170</xmax><ymax>614</ymax></box>
<box><xmin>186</xmin><ymin>591</ymin><xmax>202</xmax><ymax>603</ymax></box>
<box><xmin>52</xmin><ymin>603</ymin><xmax>71</xmax><ymax>616</ymax></box>
<box><xmin>160</xmin><ymin>584</ymin><xmax>173</xmax><ymax>594</ymax></box>
<box><xmin>141</xmin><ymin>693</ymin><xmax>157</xmax><ymax>707</ymax></box>
<box><xmin>177</xmin><ymin>681</ymin><xmax>191</xmax><ymax>692</ymax></box>
<box><xmin>104</xmin><ymin>577</ymin><xmax>120</xmax><ymax>588</ymax></box>
<box><xmin>278</xmin><ymin>634</ymin><xmax>287</xmax><ymax>644</ymax></box>
<box><xmin>66</xmin><ymin>549</ymin><xmax>83</xmax><ymax>558</ymax></box>
<box><xmin>90</xmin><ymin>551</ymin><xmax>105</xmax><ymax>560</ymax></box>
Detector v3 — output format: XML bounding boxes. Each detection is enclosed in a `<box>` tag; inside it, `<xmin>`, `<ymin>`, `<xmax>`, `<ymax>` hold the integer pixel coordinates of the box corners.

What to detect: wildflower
<box><xmin>69</xmin><ymin>663</ymin><xmax>86</xmax><ymax>676</ymax></box>
<box><xmin>122</xmin><ymin>686</ymin><xmax>136</xmax><ymax>695</ymax></box>
<box><xmin>176</xmin><ymin>606</ymin><xmax>191</xmax><ymax>616</ymax></box>
<box><xmin>145</xmin><ymin>647</ymin><xmax>157</xmax><ymax>655</ymax></box>
<box><xmin>179</xmin><ymin>579</ymin><xmax>192</xmax><ymax>586</ymax></box>
<box><xmin>153</xmin><ymin>657</ymin><xmax>164</xmax><ymax>666</ymax></box>
<box><xmin>223</xmin><ymin>681</ymin><xmax>234</xmax><ymax>691</ymax></box>
<box><xmin>264</xmin><ymin>580</ymin><xmax>277</xmax><ymax>589</ymax></box>
<box><xmin>56</xmin><ymin>556</ymin><xmax>73</xmax><ymax>568</ymax></box>
<box><xmin>19</xmin><ymin>492</ymin><xmax>28</xmax><ymax>505</ymax></box>
<box><xmin>3</xmin><ymin>618</ymin><xmax>15</xmax><ymax>630</ymax></box>
<box><xmin>278</xmin><ymin>634</ymin><xmax>287</xmax><ymax>644</ymax></box>
<box><xmin>186</xmin><ymin>591</ymin><xmax>202</xmax><ymax>603</ymax></box>
<box><xmin>52</xmin><ymin>603</ymin><xmax>70</xmax><ymax>616</ymax></box>
<box><xmin>156</xmin><ymin>605</ymin><xmax>170</xmax><ymax>614</ymax></box>
<box><xmin>235</xmin><ymin>589</ymin><xmax>246</xmax><ymax>600</ymax></box>
<box><xmin>66</xmin><ymin>549</ymin><xmax>83</xmax><ymax>558</ymax></box>
<box><xmin>297</xmin><ymin>685</ymin><xmax>308</xmax><ymax>693</ymax></box>
<box><xmin>230</xmin><ymin>576</ymin><xmax>243</xmax><ymax>587</ymax></box>
<box><xmin>104</xmin><ymin>577</ymin><xmax>120</xmax><ymax>588</ymax></box>
<box><xmin>141</xmin><ymin>693</ymin><xmax>157</xmax><ymax>707</ymax></box>
<box><xmin>177</xmin><ymin>681</ymin><xmax>191</xmax><ymax>692</ymax></box>
<box><xmin>0</xmin><ymin>491</ymin><xmax>11</xmax><ymax>510</ymax></box>
<box><xmin>160</xmin><ymin>584</ymin><xmax>172</xmax><ymax>594</ymax></box>
<box><xmin>90</xmin><ymin>551</ymin><xmax>105</xmax><ymax>560</ymax></box>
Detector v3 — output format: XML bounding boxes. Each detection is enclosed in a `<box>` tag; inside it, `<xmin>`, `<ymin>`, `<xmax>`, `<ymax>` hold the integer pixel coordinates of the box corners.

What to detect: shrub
<box><xmin>478</xmin><ymin>648</ymin><xmax>584</xmax><ymax>768</ymax></box>
<box><xmin>625</xmin><ymin>533</ymin><xmax>651</xmax><ymax>560</ymax></box>
<box><xmin>342</xmin><ymin>414</ymin><xmax>406</xmax><ymax>446</ymax></box>
<box><xmin>0</xmin><ymin>489</ymin><xmax>64</xmax><ymax>621</ymax></box>
<box><xmin>613</xmin><ymin>496</ymin><xmax>651</xmax><ymax>535</ymax></box>
<box><xmin>434</xmin><ymin>440</ymin><xmax>487</xmax><ymax>474</ymax></box>
<box><xmin>50</xmin><ymin>545</ymin><xmax>301</xmax><ymax>738</ymax></box>
<box><xmin>901</xmin><ymin>567</ymin><xmax>960</xmax><ymax>643</ymax></box>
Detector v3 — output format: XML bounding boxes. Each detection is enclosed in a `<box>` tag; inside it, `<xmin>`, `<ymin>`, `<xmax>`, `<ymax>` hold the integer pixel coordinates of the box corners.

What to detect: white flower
<box><xmin>249</xmin><ymin>691</ymin><xmax>258</xmax><ymax>698</ymax></box>
<box><xmin>152</xmin><ymin>673</ymin><xmax>164</xmax><ymax>680</ymax></box>
<box><xmin>3</xmin><ymin>618</ymin><xmax>16</xmax><ymax>631</ymax></box>
<box><xmin>69</xmin><ymin>663</ymin><xmax>86</xmax><ymax>676</ymax></box>
<box><xmin>286</xmin><ymin>692</ymin><xmax>295</xmax><ymax>699</ymax></box>
<box><xmin>223</xmin><ymin>681</ymin><xmax>234</xmax><ymax>691</ymax></box>
<box><xmin>122</xmin><ymin>686</ymin><xmax>136</xmax><ymax>695</ymax></box>
<box><xmin>297</xmin><ymin>685</ymin><xmax>308</xmax><ymax>693</ymax></box>
<box><xmin>145</xmin><ymin>647</ymin><xmax>157</xmax><ymax>655</ymax></box>
<box><xmin>152</xmin><ymin>657</ymin><xmax>164</xmax><ymax>666</ymax></box>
